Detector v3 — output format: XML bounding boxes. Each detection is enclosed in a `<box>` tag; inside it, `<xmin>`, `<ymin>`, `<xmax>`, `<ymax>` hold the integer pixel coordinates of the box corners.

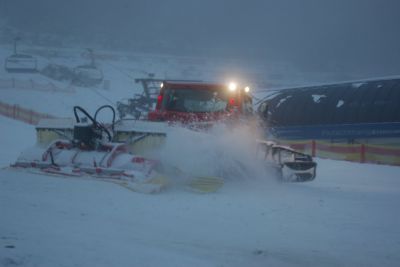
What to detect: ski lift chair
<box><xmin>72</xmin><ymin>65</ymin><xmax>104</xmax><ymax>87</ymax></box>
<box><xmin>5</xmin><ymin>54</ymin><xmax>38</xmax><ymax>73</ymax></box>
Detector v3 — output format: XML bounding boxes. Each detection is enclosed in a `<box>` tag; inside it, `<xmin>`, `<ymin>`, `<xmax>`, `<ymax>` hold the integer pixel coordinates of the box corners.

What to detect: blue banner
<box><xmin>269</xmin><ymin>122</ymin><xmax>400</xmax><ymax>140</ymax></box>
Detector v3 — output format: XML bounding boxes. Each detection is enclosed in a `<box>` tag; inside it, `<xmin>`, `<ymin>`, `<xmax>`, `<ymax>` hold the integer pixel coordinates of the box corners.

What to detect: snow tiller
<box><xmin>12</xmin><ymin>81</ymin><xmax>317</xmax><ymax>193</ymax></box>
<box><xmin>12</xmin><ymin>106</ymin><xmax>168</xmax><ymax>193</ymax></box>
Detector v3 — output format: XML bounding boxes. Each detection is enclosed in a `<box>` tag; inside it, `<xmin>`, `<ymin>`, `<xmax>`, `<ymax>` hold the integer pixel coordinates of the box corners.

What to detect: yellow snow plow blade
<box><xmin>187</xmin><ymin>176</ymin><xmax>224</xmax><ymax>193</ymax></box>
<box><xmin>114</xmin><ymin>132</ymin><xmax>166</xmax><ymax>155</ymax></box>
<box><xmin>115</xmin><ymin>173</ymin><xmax>169</xmax><ymax>194</ymax></box>
<box><xmin>128</xmin><ymin>134</ymin><xmax>166</xmax><ymax>155</ymax></box>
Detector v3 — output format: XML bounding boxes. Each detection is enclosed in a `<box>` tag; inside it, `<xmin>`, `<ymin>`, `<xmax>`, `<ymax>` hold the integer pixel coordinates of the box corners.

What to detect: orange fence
<box><xmin>278</xmin><ymin>139</ymin><xmax>400</xmax><ymax>166</ymax></box>
<box><xmin>0</xmin><ymin>101</ymin><xmax>55</xmax><ymax>125</ymax></box>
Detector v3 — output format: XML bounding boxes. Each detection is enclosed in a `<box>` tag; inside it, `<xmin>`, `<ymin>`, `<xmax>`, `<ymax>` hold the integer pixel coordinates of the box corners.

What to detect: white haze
<box><xmin>2</xmin><ymin>0</ymin><xmax>400</xmax><ymax>79</ymax></box>
<box><xmin>153</xmin><ymin>123</ymin><xmax>274</xmax><ymax>181</ymax></box>
<box><xmin>2</xmin><ymin>114</ymin><xmax>400</xmax><ymax>267</ymax></box>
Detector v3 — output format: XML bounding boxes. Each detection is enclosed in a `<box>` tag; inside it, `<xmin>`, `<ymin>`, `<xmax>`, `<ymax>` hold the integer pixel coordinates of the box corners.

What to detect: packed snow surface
<box><xmin>1</xmin><ymin>113</ymin><xmax>400</xmax><ymax>267</ymax></box>
<box><xmin>336</xmin><ymin>100</ymin><xmax>345</xmax><ymax>108</ymax></box>
<box><xmin>0</xmin><ymin>116</ymin><xmax>35</xmax><ymax>167</ymax></box>
<box><xmin>311</xmin><ymin>94</ymin><xmax>326</xmax><ymax>103</ymax></box>
<box><xmin>1</xmin><ymin>44</ymin><xmax>400</xmax><ymax>266</ymax></box>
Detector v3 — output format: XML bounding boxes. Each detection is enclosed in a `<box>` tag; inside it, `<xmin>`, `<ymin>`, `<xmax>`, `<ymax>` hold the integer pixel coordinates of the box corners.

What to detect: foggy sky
<box><xmin>2</xmin><ymin>0</ymin><xmax>400</xmax><ymax>77</ymax></box>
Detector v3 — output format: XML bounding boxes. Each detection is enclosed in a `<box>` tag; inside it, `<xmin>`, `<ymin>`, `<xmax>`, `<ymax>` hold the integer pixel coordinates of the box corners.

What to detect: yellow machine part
<box><xmin>114</xmin><ymin>131</ymin><xmax>167</xmax><ymax>155</ymax></box>
<box><xmin>36</xmin><ymin>128</ymin><xmax>73</xmax><ymax>145</ymax></box>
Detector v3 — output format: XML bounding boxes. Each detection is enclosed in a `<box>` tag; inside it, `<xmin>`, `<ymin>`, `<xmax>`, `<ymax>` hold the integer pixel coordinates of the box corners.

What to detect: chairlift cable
<box><xmin>103</xmin><ymin>61</ymin><xmax>149</xmax><ymax>80</ymax></box>
<box><xmin>88</xmin><ymin>87</ymin><xmax>115</xmax><ymax>105</ymax></box>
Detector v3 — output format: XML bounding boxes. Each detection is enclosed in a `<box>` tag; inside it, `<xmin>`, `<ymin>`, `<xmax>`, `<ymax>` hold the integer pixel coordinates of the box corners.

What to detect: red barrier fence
<box><xmin>0</xmin><ymin>101</ymin><xmax>55</xmax><ymax>125</ymax></box>
<box><xmin>278</xmin><ymin>139</ymin><xmax>400</xmax><ymax>166</ymax></box>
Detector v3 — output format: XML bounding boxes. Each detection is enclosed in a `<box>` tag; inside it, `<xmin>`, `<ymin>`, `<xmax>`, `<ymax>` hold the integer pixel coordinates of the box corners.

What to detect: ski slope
<box><xmin>0</xmin><ymin>44</ymin><xmax>288</xmax><ymax>118</ymax></box>
<box><xmin>0</xmin><ymin>43</ymin><xmax>326</xmax><ymax>119</ymax></box>
<box><xmin>1</xmin><ymin>44</ymin><xmax>400</xmax><ymax>266</ymax></box>
<box><xmin>1</xmin><ymin>111</ymin><xmax>400</xmax><ymax>267</ymax></box>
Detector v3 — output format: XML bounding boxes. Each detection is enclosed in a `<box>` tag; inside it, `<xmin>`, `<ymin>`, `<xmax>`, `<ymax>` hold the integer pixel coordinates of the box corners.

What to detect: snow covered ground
<box><xmin>0</xmin><ymin>116</ymin><xmax>36</xmax><ymax>167</ymax></box>
<box><xmin>1</xmin><ymin>44</ymin><xmax>400</xmax><ymax>266</ymax></box>
<box><xmin>1</xmin><ymin>108</ymin><xmax>400</xmax><ymax>267</ymax></box>
<box><xmin>0</xmin><ymin>44</ymin><xmax>285</xmax><ymax>117</ymax></box>
<box><xmin>0</xmin><ymin>43</ymin><xmax>330</xmax><ymax>119</ymax></box>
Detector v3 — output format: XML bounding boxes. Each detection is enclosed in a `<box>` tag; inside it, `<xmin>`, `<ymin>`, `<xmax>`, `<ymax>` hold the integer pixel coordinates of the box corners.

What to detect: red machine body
<box><xmin>148</xmin><ymin>81</ymin><xmax>253</xmax><ymax>123</ymax></box>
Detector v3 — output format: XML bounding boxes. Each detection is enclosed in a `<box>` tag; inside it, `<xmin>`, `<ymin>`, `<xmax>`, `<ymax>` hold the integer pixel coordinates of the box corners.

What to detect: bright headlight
<box><xmin>244</xmin><ymin>86</ymin><xmax>250</xmax><ymax>93</ymax></box>
<box><xmin>228</xmin><ymin>82</ymin><xmax>237</xmax><ymax>92</ymax></box>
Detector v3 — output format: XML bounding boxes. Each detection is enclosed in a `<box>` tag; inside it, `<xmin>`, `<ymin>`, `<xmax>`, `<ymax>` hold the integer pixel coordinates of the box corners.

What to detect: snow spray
<box><xmin>152</xmin><ymin>122</ymin><xmax>276</xmax><ymax>181</ymax></box>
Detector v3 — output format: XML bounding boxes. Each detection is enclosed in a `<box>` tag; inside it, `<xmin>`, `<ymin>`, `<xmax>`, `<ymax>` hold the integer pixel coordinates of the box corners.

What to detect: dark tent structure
<box><xmin>258</xmin><ymin>77</ymin><xmax>400</xmax><ymax>140</ymax></box>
